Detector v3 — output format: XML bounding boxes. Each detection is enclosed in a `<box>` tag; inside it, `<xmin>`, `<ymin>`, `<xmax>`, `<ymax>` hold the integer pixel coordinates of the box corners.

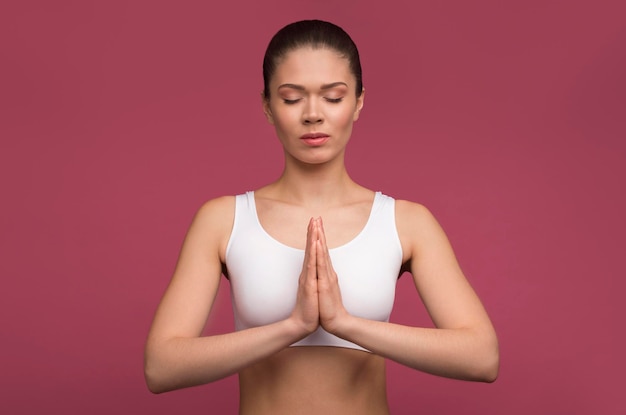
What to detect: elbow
<box><xmin>144</xmin><ymin>346</ymin><xmax>174</xmax><ymax>394</ymax></box>
<box><xmin>453</xmin><ymin>328</ymin><xmax>499</xmax><ymax>383</ymax></box>
<box><xmin>145</xmin><ymin>363</ymin><xmax>180</xmax><ymax>394</ymax></box>
<box><xmin>144</xmin><ymin>357</ymin><xmax>167</xmax><ymax>394</ymax></box>
<box><xmin>477</xmin><ymin>352</ymin><xmax>499</xmax><ymax>383</ymax></box>
<box><xmin>145</xmin><ymin>368</ymin><xmax>167</xmax><ymax>394</ymax></box>
<box><xmin>474</xmin><ymin>334</ymin><xmax>499</xmax><ymax>383</ymax></box>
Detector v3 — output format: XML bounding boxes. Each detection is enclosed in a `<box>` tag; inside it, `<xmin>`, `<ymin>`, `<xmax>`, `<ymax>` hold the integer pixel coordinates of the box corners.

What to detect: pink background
<box><xmin>1</xmin><ymin>1</ymin><xmax>624</xmax><ymax>414</ymax></box>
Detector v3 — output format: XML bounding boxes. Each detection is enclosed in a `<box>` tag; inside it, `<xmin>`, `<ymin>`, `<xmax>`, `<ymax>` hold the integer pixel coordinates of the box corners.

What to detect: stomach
<box><xmin>238</xmin><ymin>346</ymin><xmax>389</xmax><ymax>415</ymax></box>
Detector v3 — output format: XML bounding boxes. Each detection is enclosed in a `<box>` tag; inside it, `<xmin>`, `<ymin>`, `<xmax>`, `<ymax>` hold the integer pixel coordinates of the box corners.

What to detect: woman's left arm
<box><xmin>318</xmin><ymin>201</ymin><xmax>499</xmax><ymax>382</ymax></box>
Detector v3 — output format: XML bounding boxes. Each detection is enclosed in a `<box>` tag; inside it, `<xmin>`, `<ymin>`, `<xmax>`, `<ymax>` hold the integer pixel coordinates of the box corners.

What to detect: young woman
<box><xmin>144</xmin><ymin>20</ymin><xmax>499</xmax><ymax>414</ymax></box>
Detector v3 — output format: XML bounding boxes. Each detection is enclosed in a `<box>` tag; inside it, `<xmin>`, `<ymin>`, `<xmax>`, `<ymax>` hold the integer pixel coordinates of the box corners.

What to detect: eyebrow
<box><xmin>277</xmin><ymin>82</ymin><xmax>348</xmax><ymax>91</ymax></box>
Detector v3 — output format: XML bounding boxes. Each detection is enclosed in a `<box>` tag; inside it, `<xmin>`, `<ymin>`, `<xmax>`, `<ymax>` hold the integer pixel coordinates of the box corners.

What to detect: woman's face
<box><xmin>263</xmin><ymin>47</ymin><xmax>364</xmax><ymax>166</ymax></box>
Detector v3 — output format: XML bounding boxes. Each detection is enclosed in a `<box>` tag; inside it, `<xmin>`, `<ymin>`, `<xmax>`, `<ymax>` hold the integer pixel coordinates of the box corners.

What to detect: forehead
<box><xmin>271</xmin><ymin>47</ymin><xmax>354</xmax><ymax>88</ymax></box>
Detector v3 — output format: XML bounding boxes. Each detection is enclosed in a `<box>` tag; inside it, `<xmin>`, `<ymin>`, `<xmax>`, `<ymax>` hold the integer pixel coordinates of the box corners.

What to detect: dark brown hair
<box><xmin>262</xmin><ymin>20</ymin><xmax>363</xmax><ymax>99</ymax></box>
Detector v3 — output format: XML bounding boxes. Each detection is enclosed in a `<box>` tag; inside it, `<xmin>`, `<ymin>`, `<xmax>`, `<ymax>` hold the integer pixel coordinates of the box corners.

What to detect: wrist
<box><xmin>321</xmin><ymin>309</ymin><xmax>353</xmax><ymax>337</ymax></box>
<box><xmin>286</xmin><ymin>314</ymin><xmax>318</xmax><ymax>340</ymax></box>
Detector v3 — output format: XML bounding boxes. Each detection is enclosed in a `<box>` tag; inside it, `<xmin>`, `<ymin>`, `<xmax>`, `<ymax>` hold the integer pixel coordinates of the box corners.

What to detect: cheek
<box><xmin>272</xmin><ymin>116</ymin><xmax>292</xmax><ymax>135</ymax></box>
<box><xmin>268</xmin><ymin>107</ymin><xmax>295</xmax><ymax>131</ymax></box>
<box><xmin>329</xmin><ymin>108</ymin><xmax>357</xmax><ymax>127</ymax></box>
<box><xmin>269</xmin><ymin>113</ymin><xmax>299</xmax><ymax>144</ymax></box>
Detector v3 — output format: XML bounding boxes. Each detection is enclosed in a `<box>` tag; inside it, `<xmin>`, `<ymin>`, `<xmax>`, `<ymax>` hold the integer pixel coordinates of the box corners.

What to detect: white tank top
<box><xmin>225</xmin><ymin>191</ymin><xmax>403</xmax><ymax>351</ymax></box>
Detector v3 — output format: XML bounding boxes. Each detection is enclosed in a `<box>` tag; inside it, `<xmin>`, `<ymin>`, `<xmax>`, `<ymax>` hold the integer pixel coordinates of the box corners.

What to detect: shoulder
<box><xmin>394</xmin><ymin>199</ymin><xmax>437</xmax><ymax>229</ymax></box>
<box><xmin>195</xmin><ymin>195</ymin><xmax>236</xmax><ymax>220</ymax></box>
<box><xmin>188</xmin><ymin>195</ymin><xmax>237</xmax><ymax>258</ymax></box>
<box><xmin>394</xmin><ymin>199</ymin><xmax>448</xmax><ymax>261</ymax></box>
<box><xmin>192</xmin><ymin>195</ymin><xmax>237</xmax><ymax>232</ymax></box>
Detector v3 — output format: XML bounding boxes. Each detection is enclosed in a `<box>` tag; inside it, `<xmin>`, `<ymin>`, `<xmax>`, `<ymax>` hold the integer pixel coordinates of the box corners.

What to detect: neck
<box><xmin>270</xmin><ymin>154</ymin><xmax>358</xmax><ymax>207</ymax></box>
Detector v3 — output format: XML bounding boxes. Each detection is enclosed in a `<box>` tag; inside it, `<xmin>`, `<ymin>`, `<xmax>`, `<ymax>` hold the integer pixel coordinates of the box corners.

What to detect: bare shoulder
<box><xmin>195</xmin><ymin>195</ymin><xmax>236</xmax><ymax>221</ymax></box>
<box><xmin>394</xmin><ymin>199</ymin><xmax>448</xmax><ymax>263</ymax></box>
<box><xmin>395</xmin><ymin>199</ymin><xmax>439</xmax><ymax>230</ymax></box>
<box><xmin>188</xmin><ymin>195</ymin><xmax>236</xmax><ymax>260</ymax></box>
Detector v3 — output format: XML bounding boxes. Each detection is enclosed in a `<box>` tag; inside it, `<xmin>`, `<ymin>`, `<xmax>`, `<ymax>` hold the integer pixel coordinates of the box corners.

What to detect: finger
<box><xmin>317</xmin><ymin>218</ymin><xmax>334</xmax><ymax>275</ymax></box>
<box><xmin>315</xmin><ymin>239</ymin><xmax>332</xmax><ymax>283</ymax></box>
<box><xmin>318</xmin><ymin>217</ymin><xmax>329</xmax><ymax>254</ymax></box>
<box><xmin>315</xmin><ymin>238</ymin><xmax>325</xmax><ymax>268</ymax></box>
<box><xmin>301</xmin><ymin>218</ymin><xmax>316</xmax><ymax>281</ymax></box>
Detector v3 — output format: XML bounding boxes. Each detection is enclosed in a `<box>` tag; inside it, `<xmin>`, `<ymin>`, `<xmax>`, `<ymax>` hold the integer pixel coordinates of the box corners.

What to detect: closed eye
<box><xmin>325</xmin><ymin>97</ymin><xmax>344</xmax><ymax>103</ymax></box>
<box><xmin>283</xmin><ymin>98</ymin><xmax>302</xmax><ymax>105</ymax></box>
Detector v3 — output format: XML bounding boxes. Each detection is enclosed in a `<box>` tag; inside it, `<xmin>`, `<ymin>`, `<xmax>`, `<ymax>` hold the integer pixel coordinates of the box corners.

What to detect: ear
<box><xmin>353</xmin><ymin>89</ymin><xmax>365</xmax><ymax>121</ymax></box>
<box><xmin>261</xmin><ymin>92</ymin><xmax>274</xmax><ymax>125</ymax></box>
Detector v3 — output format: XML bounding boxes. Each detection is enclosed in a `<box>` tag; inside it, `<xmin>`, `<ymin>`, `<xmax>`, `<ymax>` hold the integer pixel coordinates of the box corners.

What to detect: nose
<box><xmin>303</xmin><ymin>99</ymin><xmax>323</xmax><ymax>125</ymax></box>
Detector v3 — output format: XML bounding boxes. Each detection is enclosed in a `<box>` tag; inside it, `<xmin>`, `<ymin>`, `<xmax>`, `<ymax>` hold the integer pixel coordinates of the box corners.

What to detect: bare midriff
<box><xmin>238</xmin><ymin>346</ymin><xmax>389</xmax><ymax>415</ymax></box>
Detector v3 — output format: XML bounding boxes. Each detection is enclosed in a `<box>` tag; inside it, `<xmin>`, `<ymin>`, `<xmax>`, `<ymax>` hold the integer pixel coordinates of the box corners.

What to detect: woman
<box><xmin>144</xmin><ymin>20</ymin><xmax>499</xmax><ymax>414</ymax></box>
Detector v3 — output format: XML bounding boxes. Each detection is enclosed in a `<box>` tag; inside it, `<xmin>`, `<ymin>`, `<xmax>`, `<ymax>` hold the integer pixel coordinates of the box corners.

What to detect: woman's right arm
<box><xmin>144</xmin><ymin>197</ymin><xmax>319</xmax><ymax>393</ymax></box>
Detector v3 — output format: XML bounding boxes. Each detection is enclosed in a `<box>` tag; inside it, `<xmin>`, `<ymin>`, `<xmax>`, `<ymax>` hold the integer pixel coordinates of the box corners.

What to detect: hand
<box><xmin>290</xmin><ymin>217</ymin><xmax>320</xmax><ymax>335</ymax></box>
<box><xmin>315</xmin><ymin>218</ymin><xmax>349</xmax><ymax>334</ymax></box>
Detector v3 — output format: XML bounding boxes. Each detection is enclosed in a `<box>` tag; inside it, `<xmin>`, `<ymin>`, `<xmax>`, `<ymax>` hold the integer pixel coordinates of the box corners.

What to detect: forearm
<box><xmin>335</xmin><ymin>316</ymin><xmax>499</xmax><ymax>382</ymax></box>
<box><xmin>144</xmin><ymin>318</ymin><xmax>306</xmax><ymax>393</ymax></box>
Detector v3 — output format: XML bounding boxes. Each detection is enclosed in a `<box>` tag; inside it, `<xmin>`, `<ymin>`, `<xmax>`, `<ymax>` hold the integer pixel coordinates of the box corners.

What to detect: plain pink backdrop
<box><xmin>1</xmin><ymin>1</ymin><xmax>624</xmax><ymax>414</ymax></box>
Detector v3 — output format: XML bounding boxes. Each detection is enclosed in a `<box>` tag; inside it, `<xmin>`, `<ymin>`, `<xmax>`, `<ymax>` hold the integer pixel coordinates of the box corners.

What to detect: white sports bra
<box><xmin>224</xmin><ymin>191</ymin><xmax>403</xmax><ymax>351</ymax></box>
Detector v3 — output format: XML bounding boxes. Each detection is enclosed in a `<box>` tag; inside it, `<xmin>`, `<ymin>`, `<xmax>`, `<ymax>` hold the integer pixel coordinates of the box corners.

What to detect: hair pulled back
<box><xmin>262</xmin><ymin>20</ymin><xmax>363</xmax><ymax>99</ymax></box>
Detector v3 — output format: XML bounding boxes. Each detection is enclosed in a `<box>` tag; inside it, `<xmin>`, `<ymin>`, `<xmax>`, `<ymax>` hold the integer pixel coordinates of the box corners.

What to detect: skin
<box><xmin>144</xmin><ymin>46</ymin><xmax>499</xmax><ymax>414</ymax></box>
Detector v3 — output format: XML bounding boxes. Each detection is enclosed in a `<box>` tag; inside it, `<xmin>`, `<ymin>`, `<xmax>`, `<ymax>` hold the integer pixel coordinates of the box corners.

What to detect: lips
<box><xmin>301</xmin><ymin>132</ymin><xmax>329</xmax><ymax>139</ymax></box>
<box><xmin>300</xmin><ymin>132</ymin><xmax>330</xmax><ymax>146</ymax></box>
